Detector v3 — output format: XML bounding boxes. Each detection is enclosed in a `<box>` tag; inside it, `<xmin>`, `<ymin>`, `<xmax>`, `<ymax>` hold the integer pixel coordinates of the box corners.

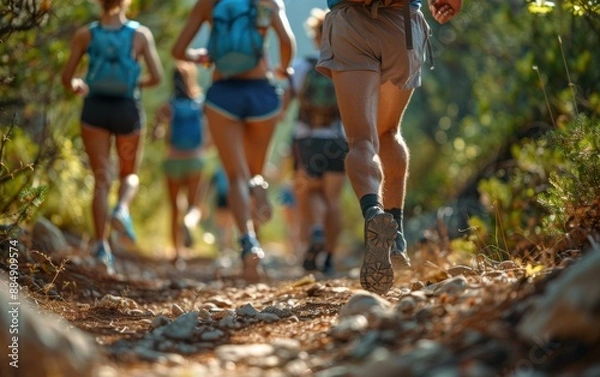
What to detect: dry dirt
<box><xmin>5</xmin><ymin>232</ymin><xmax>600</xmax><ymax>377</ymax></box>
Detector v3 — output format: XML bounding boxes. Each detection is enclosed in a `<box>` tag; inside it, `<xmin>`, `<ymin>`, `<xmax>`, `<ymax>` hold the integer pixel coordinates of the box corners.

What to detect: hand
<box><xmin>274</xmin><ymin>66</ymin><xmax>294</xmax><ymax>80</ymax></box>
<box><xmin>70</xmin><ymin>78</ymin><xmax>88</xmax><ymax>96</ymax></box>
<box><xmin>151</xmin><ymin>124</ymin><xmax>165</xmax><ymax>141</ymax></box>
<box><xmin>429</xmin><ymin>0</ymin><xmax>462</xmax><ymax>24</ymax></box>
<box><xmin>186</xmin><ymin>48</ymin><xmax>212</xmax><ymax>66</ymax></box>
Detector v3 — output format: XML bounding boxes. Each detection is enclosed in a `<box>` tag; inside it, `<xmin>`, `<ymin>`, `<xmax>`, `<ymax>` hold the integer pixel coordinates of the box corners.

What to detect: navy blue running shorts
<box><xmin>204</xmin><ymin>79</ymin><xmax>281</xmax><ymax>122</ymax></box>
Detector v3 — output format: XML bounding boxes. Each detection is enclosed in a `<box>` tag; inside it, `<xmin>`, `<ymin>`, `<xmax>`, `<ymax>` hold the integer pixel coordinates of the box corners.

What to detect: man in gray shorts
<box><xmin>317</xmin><ymin>0</ymin><xmax>462</xmax><ymax>294</ymax></box>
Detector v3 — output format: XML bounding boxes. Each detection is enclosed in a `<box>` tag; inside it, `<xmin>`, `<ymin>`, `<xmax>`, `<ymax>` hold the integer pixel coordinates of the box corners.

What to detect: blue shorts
<box><xmin>205</xmin><ymin>79</ymin><xmax>281</xmax><ymax>122</ymax></box>
<box><xmin>81</xmin><ymin>95</ymin><xmax>144</xmax><ymax>135</ymax></box>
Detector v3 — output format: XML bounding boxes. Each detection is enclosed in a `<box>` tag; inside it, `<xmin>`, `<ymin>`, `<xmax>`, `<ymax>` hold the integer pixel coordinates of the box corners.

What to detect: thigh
<box><xmin>243</xmin><ymin>117</ymin><xmax>278</xmax><ymax>176</ymax></box>
<box><xmin>80</xmin><ymin>124</ymin><xmax>112</xmax><ymax>182</ymax></box>
<box><xmin>377</xmin><ymin>81</ymin><xmax>414</xmax><ymax>136</ymax></box>
<box><xmin>331</xmin><ymin>70</ymin><xmax>380</xmax><ymax>147</ymax></box>
<box><xmin>205</xmin><ymin>107</ymin><xmax>248</xmax><ymax>178</ymax></box>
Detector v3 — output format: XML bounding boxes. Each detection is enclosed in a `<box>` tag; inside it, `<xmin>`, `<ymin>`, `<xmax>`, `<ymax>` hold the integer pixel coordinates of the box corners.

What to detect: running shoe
<box><xmin>321</xmin><ymin>252</ymin><xmax>335</xmax><ymax>276</ymax></box>
<box><xmin>360</xmin><ymin>206</ymin><xmax>397</xmax><ymax>295</ymax></box>
<box><xmin>95</xmin><ymin>241</ymin><xmax>115</xmax><ymax>275</ymax></box>
<box><xmin>111</xmin><ymin>205</ymin><xmax>136</xmax><ymax>242</ymax></box>
<box><xmin>302</xmin><ymin>227</ymin><xmax>325</xmax><ymax>272</ymax></box>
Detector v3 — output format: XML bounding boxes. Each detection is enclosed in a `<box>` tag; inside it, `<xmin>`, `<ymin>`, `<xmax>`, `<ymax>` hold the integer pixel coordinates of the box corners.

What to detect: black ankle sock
<box><xmin>359</xmin><ymin>194</ymin><xmax>382</xmax><ymax>219</ymax></box>
<box><xmin>385</xmin><ymin>207</ymin><xmax>404</xmax><ymax>234</ymax></box>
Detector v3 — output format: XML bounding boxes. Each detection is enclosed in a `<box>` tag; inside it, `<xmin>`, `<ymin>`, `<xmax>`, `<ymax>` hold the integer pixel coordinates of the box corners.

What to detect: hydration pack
<box><xmin>170</xmin><ymin>97</ymin><xmax>204</xmax><ymax>151</ymax></box>
<box><xmin>208</xmin><ymin>0</ymin><xmax>265</xmax><ymax>78</ymax></box>
<box><xmin>298</xmin><ymin>58</ymin><xmax>340</xmax><ymax>128</ymax></box>
<box><xmin>85</xmin><ymin>20</ymin><xmax>141</xmax><ymax>98</ymax></box>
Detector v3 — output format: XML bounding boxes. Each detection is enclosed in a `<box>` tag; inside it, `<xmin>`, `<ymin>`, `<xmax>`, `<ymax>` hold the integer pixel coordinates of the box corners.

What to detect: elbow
<box><xmin>171</xmin><ymin>45</ymin><xmax>184</xmax><ymax>61</ymax></box>
<box><xmin>148</xmin><ymin>74</ymin><xmax>162</xmax><ymax>88</ymax></box>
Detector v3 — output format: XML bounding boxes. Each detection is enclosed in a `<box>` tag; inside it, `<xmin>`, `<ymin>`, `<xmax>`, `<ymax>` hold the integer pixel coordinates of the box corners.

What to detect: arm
<box><xmin>60</xmin><ymin>26</ymin><xmax>90</xmax><ymax>95</ymax></box>
<box><xmin>428</xmin><ymin>0</ymin><xmax>462</xmax><ymax>24</ymax></box>
<box><xmin>172</xmin><ymin>0</ymin><xmax>212</xmax><ymax>64</ymax></box>
<box><xmin>271</xmin><ymin>0</ymin><xmax>296</xmax><ymax>79</ymax></box>
<box><xmin>137</xmin><ymin>26</ymin><xmax>164</xmax><ymax>88</ymax></box>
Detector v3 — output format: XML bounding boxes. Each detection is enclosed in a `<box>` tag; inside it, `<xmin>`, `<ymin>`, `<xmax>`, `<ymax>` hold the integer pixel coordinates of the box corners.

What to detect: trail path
<box><xmin>3</xmin><ymin>237</ymin><xmax>600</xmax><ymax>377</ymax></box>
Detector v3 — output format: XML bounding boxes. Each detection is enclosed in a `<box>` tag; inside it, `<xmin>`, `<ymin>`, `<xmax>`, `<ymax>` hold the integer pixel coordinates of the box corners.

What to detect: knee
<box><xmin>346</xmin><ymin>139</ymin><xmax>378</xmax><ymax>162</ymax></box>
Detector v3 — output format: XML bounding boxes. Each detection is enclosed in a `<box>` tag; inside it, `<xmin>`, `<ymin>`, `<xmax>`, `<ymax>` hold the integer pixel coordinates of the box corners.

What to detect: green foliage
<box><xmin>539</xmin><ymin>115</ymin><xmax>600</xmax><ymax>233</ymax></box>
<box><xmin>0</xmin><ymin>124</ymin><xmax>47</xmax><ymax>239</ymax></box>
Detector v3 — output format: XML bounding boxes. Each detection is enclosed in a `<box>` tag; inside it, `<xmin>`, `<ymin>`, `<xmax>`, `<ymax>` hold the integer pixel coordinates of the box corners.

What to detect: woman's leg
<box><xmin>114</xmin><ymin>131</ymin><xmax>143</xmax><ymax>207</ymax></box>
<box><xmin>244</xmin><ymin>116</ymin><xmax>279</xmax><ymax>226</ymax></box>
<box><xmin>205</xmin><ymin>108</ymin><xmax>254</xmax><ymax>236</ymax></box>
<box><xmin>166</xmin><ymin>176</ymin><xmax>183</xmax><ymax>257</ymax></box>
<box><xmin>111</xmin><ymin>131</ymin><xmax>143</xmax><ymax>242</ymax></box>
<box><xmin>80</xmin><ymin>124</ymin><xmax>112</xmax><ymax>244</ymax></box>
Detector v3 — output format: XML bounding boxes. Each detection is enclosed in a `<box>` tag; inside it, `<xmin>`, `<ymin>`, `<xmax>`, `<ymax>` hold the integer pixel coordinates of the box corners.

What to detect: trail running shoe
<box><xmin>240</xmin><ymin>235</ymin><xmax>265</xmax><ymax>283</ymax></box>
<box><xmin>303</xmin><ymin>228</ymin><xmax>325</xmax><ymax>272</ymax></box>
<box><xmin>321</xmin><ymin>252</ymin><xmax>335</xmax><ymax>276</ymax></box>
<box><xmin>360</xmin><ymin>206</ymin><xmax>397</xmax><ymax>295</ymax></box>
<box><xmin>95</xmin><ymin>241</ymin><xmax>115</xmax><ymax>275</ymax></box>
<box><xmin>111</xmin><ymin>205</ymin><xmax>136</xmax><ymax>242</ymax></box>
<box><xmin>391</xmin><ymin>232</ymin><xmax>412</xmax><ymax>270</ymax></box>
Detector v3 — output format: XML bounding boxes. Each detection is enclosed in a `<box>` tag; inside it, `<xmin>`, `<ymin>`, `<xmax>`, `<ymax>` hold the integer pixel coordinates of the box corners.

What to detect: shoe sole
<box><xmin>360</xmin><ymin>213</ymin><xmax>397</xmax><ymax>295</ymax></box>
<box><xmin>242</xmin><ymin>252</ymin><xmax>261</xmax><ymax>283</ymax></box>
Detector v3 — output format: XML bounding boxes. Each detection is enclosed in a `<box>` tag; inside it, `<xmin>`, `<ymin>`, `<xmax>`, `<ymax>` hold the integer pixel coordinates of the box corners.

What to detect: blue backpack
<box><xmin>170</xmin><ymin>97</ymin><xmax>203</xmax><ymax>151</ymax></box>
<box><xmin>208</xmin><ymin>0</ymin><xmax>265</xmax><ymax>78</ymax></box>
<box><xmin>85</xmin><ymin>20</ymin><xmax>141</xmax><ymax>98</ymax></box>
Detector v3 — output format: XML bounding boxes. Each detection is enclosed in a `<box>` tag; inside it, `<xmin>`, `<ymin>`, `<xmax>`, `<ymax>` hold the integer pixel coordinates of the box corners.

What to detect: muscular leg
<box><xmin>331</xmin><ymin>70</ymin><xmax>397</xmax><ymax>294</ymax></box>
<box><xmin>378</xmin><ymin>82</ymin><xmax>414</xmax><ymax>265</ymax></box>
<box><xmin>80</xmin><ymin>124</ymin><xmax>112</xmax><ymax>243</ymax></box>
<box><xmin>377</xmin><ymin>83</ymin><xmax>414</xmax><ymax>210</ymax></box>
<box><xmin>331</xmin><ymin>70</ymin><xmax>382</xmax><ymax>201</ymax></box>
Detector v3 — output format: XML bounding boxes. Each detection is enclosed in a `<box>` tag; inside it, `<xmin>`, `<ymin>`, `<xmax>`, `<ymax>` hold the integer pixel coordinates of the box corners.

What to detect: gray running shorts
<box><xmin>317</xmin><ymin>3</ymin><xmax>430</xmax><ymax>90</ymax></box>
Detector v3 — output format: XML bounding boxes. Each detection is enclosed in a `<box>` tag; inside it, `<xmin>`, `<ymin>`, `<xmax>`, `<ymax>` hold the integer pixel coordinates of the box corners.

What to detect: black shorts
<box><xmin>81</xmin><ymin>95</ymin><xmax>144</xmax><ymax>135</ymax></box>
<box><xmin>293</xmin><ymin>137</ymin><xmax>348</xmax><ymax>178</ymax></box>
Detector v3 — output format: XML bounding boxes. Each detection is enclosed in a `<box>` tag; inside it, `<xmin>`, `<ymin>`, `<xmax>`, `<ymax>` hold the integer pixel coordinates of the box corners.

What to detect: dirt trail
<box><xmin>5</xmin><ymin>237</ymin><xmax>600</xmax><ymax>377</ymax></box>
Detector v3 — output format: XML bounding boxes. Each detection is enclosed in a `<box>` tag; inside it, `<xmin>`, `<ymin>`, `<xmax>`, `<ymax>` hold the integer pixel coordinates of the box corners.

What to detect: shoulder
<box><xmin>72</xmin><ymin>25</ymin><xmax>92</xmax><ymax>46</ymax></box>
<box><xmin>132</xmin><ymin>24</ymin><xmax>156</xmax><ymax>43</ymax></box>
<box><xmin>262</xmin><ymin>0</ymin><xmax>284</xmax><ymax>11</ymax></box>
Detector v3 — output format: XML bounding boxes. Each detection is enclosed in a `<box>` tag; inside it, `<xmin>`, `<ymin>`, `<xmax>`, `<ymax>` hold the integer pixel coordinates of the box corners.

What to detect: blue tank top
<box><xmin>170</xmin><ymin>97</ymin><xmax>203</xmax><ymax>151</ymax></box>
<box><xmin>328</xmin><ymin>0</ymin><xmax>422</xmax><ymax>8</ymax></box>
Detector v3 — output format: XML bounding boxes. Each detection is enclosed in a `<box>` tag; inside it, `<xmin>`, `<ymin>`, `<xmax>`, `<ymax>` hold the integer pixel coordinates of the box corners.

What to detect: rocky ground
<box><xmin>1</xmin><ymin>224</ymin><xmax>600</xmax><ymax>377</ymax></box>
